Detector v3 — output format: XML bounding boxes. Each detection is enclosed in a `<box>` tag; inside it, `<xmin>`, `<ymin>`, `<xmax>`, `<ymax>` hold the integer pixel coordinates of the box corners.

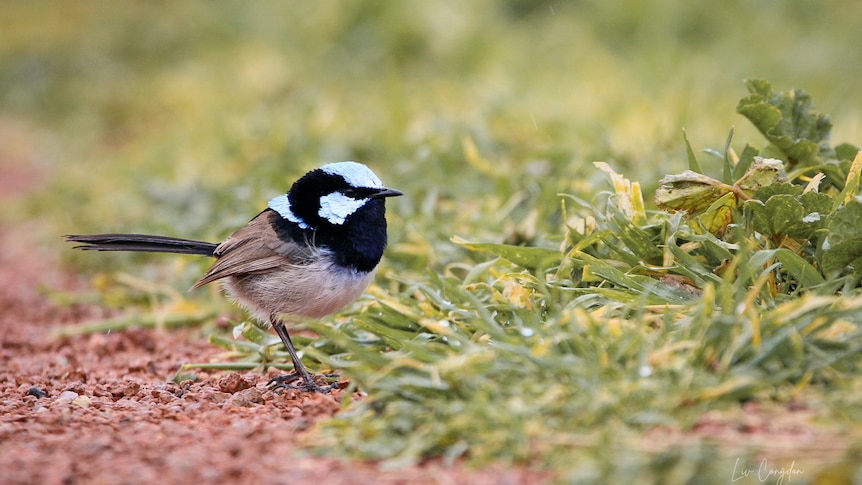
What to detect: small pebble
<box><xmin>218</xmin><ymin>373</ymin><xmax>254</xmax><ymax>394</ymax></box>
<box><xmin>26</xmin><ymin>386</ymin><xmax>48</xmax><ymax>399</ymax></box>
<box><xmin>57</xmin><ymin>390</ymin><xmax>79</xmax><ymax>403</ymax></box>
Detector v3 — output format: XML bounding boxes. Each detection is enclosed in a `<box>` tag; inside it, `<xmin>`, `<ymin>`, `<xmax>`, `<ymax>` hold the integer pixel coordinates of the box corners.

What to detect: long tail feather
<box><xmin>65</xmin><ymin>234</ymin><xmax>218</xmax><ymax>256</ymax></box>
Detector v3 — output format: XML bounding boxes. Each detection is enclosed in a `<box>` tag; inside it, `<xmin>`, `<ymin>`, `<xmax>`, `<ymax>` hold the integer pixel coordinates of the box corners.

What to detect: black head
<box><xmin>267</xmin><ymin>162</ymin><xmax>402</xmax><ymax>272</ymax></box>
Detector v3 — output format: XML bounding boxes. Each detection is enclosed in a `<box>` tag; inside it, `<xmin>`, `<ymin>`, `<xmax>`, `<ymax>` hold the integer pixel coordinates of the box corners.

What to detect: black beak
<box><xmin>371</xmin><ymin>187</ymin><xmax>403</xmax><ymax>199</ymax></box>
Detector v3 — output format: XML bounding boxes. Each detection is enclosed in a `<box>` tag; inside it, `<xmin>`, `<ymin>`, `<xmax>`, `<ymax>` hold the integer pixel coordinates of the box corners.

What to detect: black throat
<box><xmin>267</xmin><ymin>200</ymin><xmax>388</xmax><ymax>273</ymax></box>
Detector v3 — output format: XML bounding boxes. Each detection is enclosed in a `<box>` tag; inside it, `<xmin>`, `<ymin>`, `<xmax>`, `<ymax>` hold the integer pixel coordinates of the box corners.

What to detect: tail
<box><xmin>65</xmin><ymin>234</ymin><xmax>218</xmax><ymax>256</ymax></box>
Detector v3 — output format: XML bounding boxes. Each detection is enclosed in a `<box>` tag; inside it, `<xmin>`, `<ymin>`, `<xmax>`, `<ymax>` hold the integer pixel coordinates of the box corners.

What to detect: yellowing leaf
<box><xmin>502</xmin><ymin>278</ymin><xmax>533</xmax><ymax>309</ymax></box>
<box><xmin>462</xmin><ymin>136</ymin><xmax>495</xmax><ymax>176</ymax></box>
<box><xmin>655</xmin><ymin>170</ymin><xmax>733</xmax><ymax>213</ymax></box>
<box><xmin>698</xmin><ymin>192</ymin><xmax>736</xmax><ymax>235</ymax></box>
<box><xmin>595</xmin><ymin>161</ymin><xmax>647</xmax><ymax>222</ymax></box>
<box><xmin>835</xmin><ymin>149</ymin><xmax>862</xmax><ymax>209</ymax></box>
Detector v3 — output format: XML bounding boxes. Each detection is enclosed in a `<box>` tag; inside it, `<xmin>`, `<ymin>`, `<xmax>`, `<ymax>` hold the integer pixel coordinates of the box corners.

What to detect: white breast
<box><xmin>222</xmin><ymin>259</ymin><xmax>376</xmax><ymax>325</ymax></box>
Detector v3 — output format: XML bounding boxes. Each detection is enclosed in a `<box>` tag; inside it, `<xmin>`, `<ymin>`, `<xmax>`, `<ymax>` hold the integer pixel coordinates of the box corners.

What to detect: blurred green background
<box><xmin>3</xmin><ymin>1</ymin><xmax>862</xmax><ymax>480</ymax></box>
<box><xmin>3</xmin><ymin>1</ymin><xmax>860</xmax><ymax>269</ymax></box>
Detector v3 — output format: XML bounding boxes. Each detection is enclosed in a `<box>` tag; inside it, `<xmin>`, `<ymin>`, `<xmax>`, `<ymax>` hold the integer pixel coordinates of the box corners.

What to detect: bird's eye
<box><xmin>343</xmin><ymin>188</ymin><xmax>358</xmax><ymax>198</ymax></box>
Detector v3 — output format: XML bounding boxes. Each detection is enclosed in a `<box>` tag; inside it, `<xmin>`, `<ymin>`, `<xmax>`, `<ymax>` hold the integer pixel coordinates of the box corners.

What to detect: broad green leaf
<box><xmin>736</xmin><ymin>79</ymin><xmax>834</xmax><ymax>167</ymax></box>
<box><xmin>822</xmin><ymin>240</ymin><xmax>862</xmax><ymax>276</ymax></box>
<box><xmin>744</xmin><ymin>199</ymin><xmax>769</xmax><ymax>235</ymax></box>
<box><xmin>752</xmin><ymin>182</ymin><xmax>802</xmax><ymax>202</ymax></box>
<box><xmin>745</xmin><ymin>195</ymin><xmax>808</xmax><ymax>239</ymax></box>
<box><xmin>763</xmin><ymin>195</ymin><xmax>806</xmax><ymax>237</ymax></box>
<box><xmin>835</xmin><ymin>143</ymin><xmax>861</xmax><ymax>162</ymax></box>
<box><xmin>822</xmin><ymin>198</ymin><xmax>862</xmax><ymax>275</ymax></box>
<box><xmin>825</xmin><ymin>198</ymin><xmax>862</xmax><ymax>246</ymax></box>
<box><xmin>798</xmin><ymin>191</ymin><xmax>832</xmax><ymax>218</ymax></box>
<box><xmin>745</xmin><ymin>189</ymin><xmax>829</xmax><ymax>239</ymax></box>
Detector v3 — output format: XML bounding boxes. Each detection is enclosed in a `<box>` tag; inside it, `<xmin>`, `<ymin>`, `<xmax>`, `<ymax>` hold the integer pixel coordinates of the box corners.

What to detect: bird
<box><xmin>66</xmin><ymin>161</ymin><xmax>402</xmax><ymax>393</ymax></box>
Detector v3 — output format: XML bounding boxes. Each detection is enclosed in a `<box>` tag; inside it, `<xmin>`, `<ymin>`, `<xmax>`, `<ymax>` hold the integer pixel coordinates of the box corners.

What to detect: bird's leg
<box><xmin>267</xmin><ymin>316</ymin><xmax>336</xmax><ymax>393</ymax></box>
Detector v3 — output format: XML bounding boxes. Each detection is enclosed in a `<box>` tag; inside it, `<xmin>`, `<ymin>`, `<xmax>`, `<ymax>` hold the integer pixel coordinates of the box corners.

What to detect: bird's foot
<box><xmin>267</xmin><ymin>372</ymin><xmax>339</xmax><ymax>393</ymax></box>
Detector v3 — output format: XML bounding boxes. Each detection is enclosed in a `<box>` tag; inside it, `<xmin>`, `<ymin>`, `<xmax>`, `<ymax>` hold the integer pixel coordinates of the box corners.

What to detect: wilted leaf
<box><xmin>658</xmin><ymin>158</ymin><xmax>787</xmax><ymax>236</ymax></box>
<box><xmin>595</xmin><ymin>162</ymin><xmax>647</xmax><ymax>222</ymax></box>
<box><xmin>655</xmin><ymin>171</ymin><xmax>733</xmax><ymax>213</ymax></box>
<box><xmin>734</xmin><ymin>157</ymin><xmax>785</xmax><ymax>195</ymax></box>
<box><xmin>698</xmin><ymin>192</ymin><xmax>736</xmax><ymax>235</ymax></box>
<box><xmin>833</xmin><ymin>150</ymin><xmax>862</xmax><ymax>209</ymax></box>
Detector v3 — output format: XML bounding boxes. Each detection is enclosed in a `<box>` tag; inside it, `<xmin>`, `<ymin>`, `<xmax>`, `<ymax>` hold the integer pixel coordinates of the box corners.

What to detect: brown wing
<box><xmin>190</xmin><ymin>210</ymin><xmax>314</xmax><ymax>290</ymax></box>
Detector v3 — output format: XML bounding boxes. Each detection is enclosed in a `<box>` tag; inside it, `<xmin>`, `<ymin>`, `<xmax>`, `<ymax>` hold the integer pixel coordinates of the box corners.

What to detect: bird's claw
<box><xmin>267</xmin><ymin>372</ymin><xmax>339</xmax><ymax>393</ymax></box>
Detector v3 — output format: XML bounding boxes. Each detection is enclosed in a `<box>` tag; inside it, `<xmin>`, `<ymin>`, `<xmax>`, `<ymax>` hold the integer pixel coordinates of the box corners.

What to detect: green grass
<box><xmin>4</xmin><ymin>2</ymin><xmax>862</xmax><ymax>483</ymax></box>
